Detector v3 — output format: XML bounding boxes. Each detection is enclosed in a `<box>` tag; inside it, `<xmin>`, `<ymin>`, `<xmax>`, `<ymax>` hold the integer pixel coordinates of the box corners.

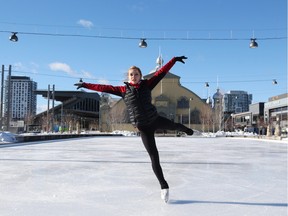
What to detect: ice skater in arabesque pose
<box><xmin>74</xmin><ymin>56</ymin><xmax>194</xmax><ymax>203</ymax></box>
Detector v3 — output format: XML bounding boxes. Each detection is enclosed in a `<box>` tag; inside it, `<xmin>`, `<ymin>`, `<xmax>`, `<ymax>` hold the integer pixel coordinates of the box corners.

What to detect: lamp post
<box><xmin>6</xmin><ymin>66</ymin><xmax>11</xmax><ymax>131</ymax></box>
<box><xmin>51</xmin><ymin>84</ymin><xmax>55</xmax><ymax>132</ymax></box>
<box><xmin>0</xmin><ymin>65</ymin><xmax>4</xmax><ymax>131</ymax></box>
<box><xmin>188</xmin><ymin>98</ymin><xmax>192</xmax><ymax>128</ymax></box>
<box><xmin>0</xmin><ymin>65</ymin><xmax>12</xmax><ymax>131</ymax></box>
<box><xmin>47</xmin><ymin>85</ymin><xmax>50</xmax><ymax>132</ymax></box>
<box><xmin>60</xmin><ymin>102</ymin><xmax>63</xmax><ymax>133</ymax></box>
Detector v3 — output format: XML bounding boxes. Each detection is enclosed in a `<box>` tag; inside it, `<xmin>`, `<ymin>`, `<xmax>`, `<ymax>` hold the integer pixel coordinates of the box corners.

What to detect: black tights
<box><xmin>138</xmin><ymin>116</ymin><xmax>191</xmax><ymax>189</ymax></box>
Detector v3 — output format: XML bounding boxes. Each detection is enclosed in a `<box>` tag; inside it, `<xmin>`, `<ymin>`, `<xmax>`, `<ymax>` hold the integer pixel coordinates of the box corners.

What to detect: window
<box><xmin>177</xmin><ymin>97</ymin><xmax>189</xmax><ymax>108</ymax></box>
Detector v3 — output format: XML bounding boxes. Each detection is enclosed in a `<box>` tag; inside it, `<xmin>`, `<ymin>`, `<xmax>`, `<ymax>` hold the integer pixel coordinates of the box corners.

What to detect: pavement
<box><xmin>0</xmin><ymin>136</ymin><xmax>287</xmax><ymax>216</ymax></box>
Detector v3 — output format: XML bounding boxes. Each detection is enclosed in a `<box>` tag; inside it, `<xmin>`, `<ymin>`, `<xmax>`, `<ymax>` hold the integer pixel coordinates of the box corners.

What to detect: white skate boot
<box><xmin>161</xmin><ymin>188</ymin><xmax>169</xmax><ymax>203</ymax></box>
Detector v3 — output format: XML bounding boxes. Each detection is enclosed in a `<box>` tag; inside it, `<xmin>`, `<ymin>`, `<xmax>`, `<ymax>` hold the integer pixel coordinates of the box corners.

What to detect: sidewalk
<box><xmin>0</xmin><ymin>137</ymin><xmax>287</xmax><ymax>216</ymax></box>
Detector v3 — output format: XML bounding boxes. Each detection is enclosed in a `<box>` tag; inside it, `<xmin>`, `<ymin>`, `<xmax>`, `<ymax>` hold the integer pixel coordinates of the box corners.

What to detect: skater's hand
<box><xmin>74</xmin><ymin>78</ymin><xmax>84</xmax><ymax>89</ymax></box>
<box><xmin>175</xmin><ymin>56</ymin><xmax>187</xmax><ymax>64</ymax></box>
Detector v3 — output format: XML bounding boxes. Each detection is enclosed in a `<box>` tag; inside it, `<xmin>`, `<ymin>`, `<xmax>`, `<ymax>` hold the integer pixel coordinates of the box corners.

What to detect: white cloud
<box><xmin>13</xmin><ymin>62</ymin><xmax>39</xmax><ymax>74</ymax></box>
<box><xmin>49</xmin><ymin>62</ymin><xmax>77</xmax><ymax>76</ymax></box>
<box><xmin>77</xmin><ymin>19</ymin><xmax>94</xmax><ymax>29</ymax></box>
<box><xmin>97</xmin><ymin>79</ymin><xmax>110</xmax><ymax>84</ymax></box>
<box><xmin>48</xmin><ymin>62</ymin><xmax>99</xmax><ymax>81</ymax></box>
<box><xmin>14</xmin><ymin>62</ymin><xmax>25</xmax><ymax>70</ymax></box>
<box><xmin>81</xmin><ymin>70</ymin><xmax>94</xmax><ymax>79</ymax></box>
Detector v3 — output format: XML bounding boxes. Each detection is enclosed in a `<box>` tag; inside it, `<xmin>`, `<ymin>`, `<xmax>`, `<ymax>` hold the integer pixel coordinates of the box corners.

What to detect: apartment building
<box><xmin>4</xmin><ymin>76</ymin><xmax>37</xmax><ymax>122</ymax></box>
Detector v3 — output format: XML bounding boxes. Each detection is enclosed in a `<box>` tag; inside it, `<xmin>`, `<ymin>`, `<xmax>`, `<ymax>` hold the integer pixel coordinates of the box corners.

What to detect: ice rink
<box><xmin>0</xmin><ymin>136</ymin><xmax>287</xmax><ymax>216</ymax></box>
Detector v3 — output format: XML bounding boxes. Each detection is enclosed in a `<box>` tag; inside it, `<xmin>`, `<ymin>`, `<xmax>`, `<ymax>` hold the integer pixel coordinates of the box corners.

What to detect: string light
<box><xmin>0</xmin><ymin>30</ymin><xmax>286</xmax><ymax>44</ymax></box>
<box><xmin>9</xmin><ymin>32</ymin><xmax>18</xmax><ymax>42</ymax></box>
<box><xmin>11</xmin><ymin>69</ymin><xmax>281</xmax><ymax>86</ymax></box>
<box><xmin>139</xmin><ymin>38</ymin><xmax>147</xmax><ymax>48</ymax></box>
<box><xmin>249</xmin><ymin>38</ymin><xmax>258</xmax><ymax>48</ymax></box>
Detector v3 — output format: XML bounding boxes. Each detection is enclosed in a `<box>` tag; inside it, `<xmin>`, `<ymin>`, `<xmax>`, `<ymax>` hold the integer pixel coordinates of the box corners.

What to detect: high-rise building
<box><xmin>4</xmin><ymin>76</ymin><xmax>37</xmax><ymax>121</ymax></box>
<box><xmin>223</xmin><ymin>90</ymin><xmax>252</xmax><ymax>114</ymax></box>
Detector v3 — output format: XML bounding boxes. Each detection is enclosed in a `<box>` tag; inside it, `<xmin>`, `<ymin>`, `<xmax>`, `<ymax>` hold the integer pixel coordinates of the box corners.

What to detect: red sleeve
<box><xmin>147</xmin><ymin>57</ymin><xmax>176</xmax><ymax>89</ymax></box>
<box><xmin>83</xmin><ymin>83</ymin><xmax>126</xmax><ymax>97</ymax></box>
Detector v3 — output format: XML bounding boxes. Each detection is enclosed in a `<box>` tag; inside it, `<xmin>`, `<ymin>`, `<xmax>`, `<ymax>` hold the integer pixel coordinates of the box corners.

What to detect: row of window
<box><xmin>155</xmin><ymin>97</ymin><xmax>191</xmax><ymax>109</ymax></box>
<box><xmin>73</xmin><ymin>98</ymin><xmax>99</xmax><ymax>112</ymax></box>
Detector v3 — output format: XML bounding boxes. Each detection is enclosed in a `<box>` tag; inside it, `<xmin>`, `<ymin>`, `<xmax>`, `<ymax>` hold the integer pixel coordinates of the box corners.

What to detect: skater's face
<box><xmin>128</xmin><ymin>68</ymin><xmax>142</xmax><ymax>84</ymax></box>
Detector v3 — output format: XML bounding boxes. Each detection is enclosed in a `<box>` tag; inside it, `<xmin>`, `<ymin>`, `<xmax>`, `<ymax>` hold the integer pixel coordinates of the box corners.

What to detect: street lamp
<box><xmin>250</xmin><ymin>31</ymin><xmax>258</xmax><ymax>48</ymax></box>
<box><xmin>9</xmin><ymin>32</ymin><xmax>18</xmax><ymax>42</ymax></box>
<box><xmin>249</xmin><ymin>38</ymin><xmax>258</xmax><ymax>48</ymax></box>
<box><xmin>205</xmin><ymin>82</ymin><xmax>211</xmax><ymax>105</ymax></box>
<box><xmin>188</xmin><ymin>98</ymin><xmax>192</xmax><ymax>128</ymax></box>
<box><xmin>139</xmin><ymin>39</ymin><xmax>147</xmax><ymax>48</ymax></box>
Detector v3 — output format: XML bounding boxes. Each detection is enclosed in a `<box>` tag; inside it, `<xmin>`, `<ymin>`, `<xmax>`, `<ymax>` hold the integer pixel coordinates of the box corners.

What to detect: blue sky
<box><xmin>0</xmin><ymin>0</ymin><xmax>287</xmax><ymax>113</ymax></box>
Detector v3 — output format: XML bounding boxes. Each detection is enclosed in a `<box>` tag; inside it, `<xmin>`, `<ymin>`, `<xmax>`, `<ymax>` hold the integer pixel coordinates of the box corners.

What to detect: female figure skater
<box><xmin>74</xmin><ymin>56</ymin><xmax>193</xmax><ymax>203</ymax></box>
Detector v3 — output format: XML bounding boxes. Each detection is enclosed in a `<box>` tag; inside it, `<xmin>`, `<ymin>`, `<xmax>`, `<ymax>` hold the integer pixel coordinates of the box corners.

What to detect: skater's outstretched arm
<box><xmin>147</xmin><ymin>56</ymin><xmax>187</xmax><ymax>89</ymax></box>
<box><xmin>74</xmin><ymin>79</ymin><xmax>125</xmax><ymax>97</ymax></box>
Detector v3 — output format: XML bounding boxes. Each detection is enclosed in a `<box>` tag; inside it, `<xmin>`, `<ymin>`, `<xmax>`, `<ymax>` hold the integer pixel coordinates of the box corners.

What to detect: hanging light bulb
<box><xmin>139</xmin><ymin>39</ymin><xmax>147</xmax><ymax>48</ymax></box>
<box><xmin>9</xmin><ymin>32</ymin><xmax>18</xmax><ymax>42</ymax></box>
<box><xmin>205</xmin><ymin>82</ymin><xmax>209</xmax><ymax>87</ymax></box>
<box><xmin>272</xmin><ymin>79</ymin><xmax>278</xmax><ymax>85</ymax></box>
<box><xmin>249</xmin><ymin>38</ymin><xmax>258</xmax><ymax>48</ymax></box>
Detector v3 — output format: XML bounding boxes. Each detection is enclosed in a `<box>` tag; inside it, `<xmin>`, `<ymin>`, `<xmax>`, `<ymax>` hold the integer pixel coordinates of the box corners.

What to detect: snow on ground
<box><xmin>0</xmin><ymin>132</ymin><xmax>17</xmax><ymax>143</ymax></box>
<box><xmin>0</xmin><ymin>136</ymin><xmax>287</xmax><ymax>216</ymax></box>
<box><xmin>1</xmin><ymin>130</ymin><xmax>287</xmax><ymax>144</ymax></box>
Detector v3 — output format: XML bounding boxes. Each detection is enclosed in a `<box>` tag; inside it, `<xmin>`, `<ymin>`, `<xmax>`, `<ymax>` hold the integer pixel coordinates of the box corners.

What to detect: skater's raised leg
<box><xmin>155</xmin><ymin>116</ymin><xmax>194</xmax><ymax>135</ymax></box>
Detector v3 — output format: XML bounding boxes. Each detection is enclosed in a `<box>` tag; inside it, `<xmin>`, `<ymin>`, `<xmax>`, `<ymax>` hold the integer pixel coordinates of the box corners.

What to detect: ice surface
<box><xmin>0</xmin><ymin>136</ymin><xmax>287</xmax><ymax>216</ymax></box>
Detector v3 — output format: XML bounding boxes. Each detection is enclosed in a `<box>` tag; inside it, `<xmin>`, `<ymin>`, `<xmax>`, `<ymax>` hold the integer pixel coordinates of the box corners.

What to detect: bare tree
<box><xmin>200</xmin><ymin>104</ymin><xmax>213</xmax><ymax>132</ymax></box>
<box><xmin>109</xmin><ymin>103</ymin><xmax>129</xmax><ymax>131</ymax></box>
<box><xmin>24</xmin><ymin>112</ymin><xmax>35</xmax><ymax>132</ymax></box>
<box><xmin>257</xmin><ymin>116</ymin><xmax>267</xmax><ymax>135</ymax></box>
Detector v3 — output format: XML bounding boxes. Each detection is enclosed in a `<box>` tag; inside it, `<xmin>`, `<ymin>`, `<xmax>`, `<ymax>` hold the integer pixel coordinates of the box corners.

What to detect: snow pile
<box><xmin>111</xmin><ymin>130</ymin><xmax>138</xmax><ymax>136</ymax></box>
<box><xmin>0</xmin><ymin>132</ymin><xmax>17</xmax><ymax>143</ymax></box>
<box><xmin>191</xmin><ymin>130</ymin><xmax>202</xmax><ymax>136</ymax></box>
<box><xmin>201</xmin><ymin>130</ymin><xmax>257</xmax><ymax>138</ymax></box>
<box><xmin>224</xmin><ymin>130</ymin><xmax>257</xmax><ymax>137</ymax></box>
<box><xmin>1</xmin><ymin>130</ymin><xmax>284</xmax><ymax>144</ymax></box>
<box><xmin>111</xmin><ymin>130</ymin><xmax>258</xmax><ymax>138</ymax></box>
